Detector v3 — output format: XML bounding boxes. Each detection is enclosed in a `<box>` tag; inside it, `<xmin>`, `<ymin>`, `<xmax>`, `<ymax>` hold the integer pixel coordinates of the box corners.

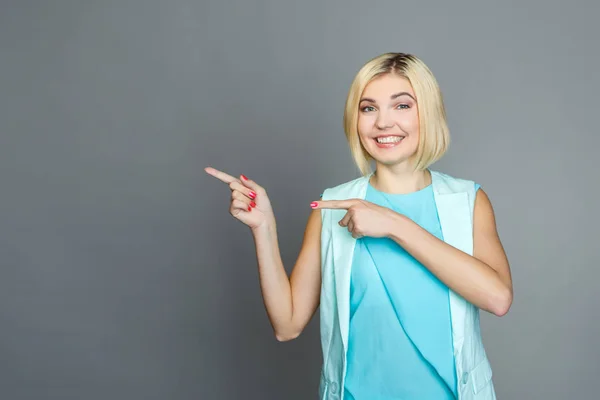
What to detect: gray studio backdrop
<box><xmin>1</xmin><ymin>1</ymin><xmax>598</xmax><ymax>399</ymax></box>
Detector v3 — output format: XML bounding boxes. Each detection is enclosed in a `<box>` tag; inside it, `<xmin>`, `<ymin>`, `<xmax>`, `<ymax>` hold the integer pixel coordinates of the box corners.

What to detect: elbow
<box><xmin>274</xmin><ymin>328</ymin><xmax>301</xmax><ymax>342</ymax></box>
<box><xmin>489</xmin><ymin>286</ymin><xmax>513</xmax><ymax>317</ymax></box>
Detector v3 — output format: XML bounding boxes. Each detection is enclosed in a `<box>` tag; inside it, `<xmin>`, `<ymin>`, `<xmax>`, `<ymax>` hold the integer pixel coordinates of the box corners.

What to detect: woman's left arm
<box><xmin>388</xmin><ymin>189</ymin><xmax>513</xmax><ymax>316</ymax></box>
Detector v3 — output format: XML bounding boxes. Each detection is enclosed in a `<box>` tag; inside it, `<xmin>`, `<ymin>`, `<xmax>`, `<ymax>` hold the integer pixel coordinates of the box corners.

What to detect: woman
<box><xmin>205</xmin><ymin>52</ymin><xmax>512</xmax><ymax>400</ymax></box>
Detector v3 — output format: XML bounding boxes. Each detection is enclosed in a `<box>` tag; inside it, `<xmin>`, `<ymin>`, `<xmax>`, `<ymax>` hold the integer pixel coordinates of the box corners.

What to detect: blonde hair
<box><xmin>343</xmin><ymin>52</ymin><xmax>450</xmax><ymax>175</ymax></box>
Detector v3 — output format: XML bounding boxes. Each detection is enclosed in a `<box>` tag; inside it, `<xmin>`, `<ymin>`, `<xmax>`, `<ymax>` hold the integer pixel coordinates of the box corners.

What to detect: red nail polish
<box><xmin>249</xmin><ymin>191</ymin><xmax>256</xmax><ymax>199</ymax></box>
<box><xmin>248</xmin><ymin>206</ymin><xmax>252</xmax><ymax>211</ymax></box>
<box><xmin>241</xmin><ymin>174</ymin><xmax>248</xmax><ymax>181</ymax></box>
<box><xmin>250</xmin><ymin>201</ymin><xmax>256</xmax><ymax>208</ymax></box>
<box><xmin>310</xmin><ymin>202</ymin><xmax>318</xmax><ymax>208</ymax></box>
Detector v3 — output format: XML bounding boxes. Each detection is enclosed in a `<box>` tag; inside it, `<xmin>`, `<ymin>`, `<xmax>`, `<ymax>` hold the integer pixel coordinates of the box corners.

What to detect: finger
<box><xmin>232</xmin><ymin>190</ymin><xmax>255</xmax><ymax>207</ymax></box>
<box><xmin>231</xmin><ymin>199</ymin><xmax>252</xmax><ymax>214</ymax></box>
<box><xmin>311</xmin><ymin>199</ymin><xmax>356</xmax><ymax>210</ymax></box>
<box><xmin>338</xmin><ymin>211</ymin><xmax>351</xmax><ymax>227</ymax></box>
<box><xmin>205</xmin><ymin>167</ymin><xmax>239</xmax><ymax>184</ymax></box>
<box><xmin>239</xmin><ymin>174</ymin><xmax>264</xmax><ymax>193</ymax></box>
<box><xmin>230</xmin><ymin>181</ymin><xmax>258</xmax><ymax>200</ymax></box>
<box><xmin>346</xmin><ymin>221</ymin><xmax>362</xmax><ymax>239</ymax></box>
<box><xmin>347</xmin><ymin>220</ymin><xmax>355</xmax><ymax>233</ymax></box>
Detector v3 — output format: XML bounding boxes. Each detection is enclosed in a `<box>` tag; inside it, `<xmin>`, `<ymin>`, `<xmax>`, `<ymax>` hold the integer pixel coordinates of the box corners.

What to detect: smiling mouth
<box><xmin>373</xmin><ymin>135</ymin><xmax>405</xmax><ymax>144</ymax></box>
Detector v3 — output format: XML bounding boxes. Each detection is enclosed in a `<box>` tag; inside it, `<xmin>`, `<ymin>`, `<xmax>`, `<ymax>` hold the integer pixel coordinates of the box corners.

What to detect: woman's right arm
<box><xmin>204</xmin><ymin>167</ymin><xmax>322</xmax><ymax>342</ymax></box>
<box><xmin>251</xmin><ymin>208</ymin><xmax>322</xmax><ymax>341</ymax></box>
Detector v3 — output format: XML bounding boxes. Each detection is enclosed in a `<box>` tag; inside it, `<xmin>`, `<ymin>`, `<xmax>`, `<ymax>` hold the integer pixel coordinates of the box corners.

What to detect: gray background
<box><xmin>1</xmin><ymin>0</ymin><xmax>598</xmax><ymax>399</ymax></box>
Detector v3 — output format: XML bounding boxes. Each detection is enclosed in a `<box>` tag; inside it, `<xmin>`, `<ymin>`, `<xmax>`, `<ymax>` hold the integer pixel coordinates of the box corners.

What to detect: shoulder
<box><xmin>439</xmin><ymin>171</ymin><xmax>494</xmax><ymax>225</ymax></box>
<box><xmin>430</xmin><ymin>169</ymin><xmax>479</xmax><ymax>194</ymax></box>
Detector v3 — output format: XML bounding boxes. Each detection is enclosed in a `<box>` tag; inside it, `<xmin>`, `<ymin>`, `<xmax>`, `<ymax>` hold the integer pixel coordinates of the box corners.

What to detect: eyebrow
<box><xmin>359</xmin><ymin>92</ymin><xmax>416</xmax><ymax>103</ymax></box>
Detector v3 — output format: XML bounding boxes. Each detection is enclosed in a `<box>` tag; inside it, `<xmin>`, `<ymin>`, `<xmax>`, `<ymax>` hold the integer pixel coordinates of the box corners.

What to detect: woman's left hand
<box><xmin>311</xmin><ymin>199</ymin><xmax>402</xmax><ymax>239</ymax></box>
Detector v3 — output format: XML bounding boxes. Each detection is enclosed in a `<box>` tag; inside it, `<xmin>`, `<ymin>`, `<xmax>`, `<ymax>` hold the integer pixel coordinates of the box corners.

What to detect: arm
<box><xmin>388</xmin><ymin>189</ymin><xmax>513</xmax><ymax>316</ymax></box>
<box><xmin>251</xmin><ymin>208</ymin><xmax>322</xmax><ymax>341</ymax></box>
<box><xmin>204</xmin><ymin>167</ymin><xmax>322</xmax><ymax>341</ymax></box>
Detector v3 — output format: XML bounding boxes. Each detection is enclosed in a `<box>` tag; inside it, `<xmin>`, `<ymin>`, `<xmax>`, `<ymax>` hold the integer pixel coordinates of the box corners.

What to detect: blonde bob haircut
<box><xmin>343</xmin><ymin>52</ymin><xmax>450</xmax><ymax>176</ymax></box>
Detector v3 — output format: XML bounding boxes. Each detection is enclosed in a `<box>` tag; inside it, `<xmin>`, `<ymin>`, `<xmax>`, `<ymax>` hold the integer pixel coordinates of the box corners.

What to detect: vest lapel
<box><xmin>331</xmin><ymin>173</ymin><xmax>372</xmax><ymax>353</ymax></box>
<box><xmin>332</xmin><ymin>211</ymin><xmax>355</xmax><ymax>353</ymax></box>
<box><xmin>431</xmin><ymin>171</ymin><xmax>473</xmax><ymax>350</ymax></box>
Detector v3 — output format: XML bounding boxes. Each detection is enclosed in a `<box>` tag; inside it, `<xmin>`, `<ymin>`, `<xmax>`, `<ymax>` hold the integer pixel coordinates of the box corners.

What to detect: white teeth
<box><xmin>376</xmin><ymin>136</ymin><xmax>404</xmax><ymax>144</ymax></box>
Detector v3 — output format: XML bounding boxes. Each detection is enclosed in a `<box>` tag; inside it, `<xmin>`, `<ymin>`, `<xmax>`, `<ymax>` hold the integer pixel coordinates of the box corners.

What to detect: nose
<box><xmin>375</xmin><ymin>110</ymin><xmax>394</xmax><ymax>130</ymax></box>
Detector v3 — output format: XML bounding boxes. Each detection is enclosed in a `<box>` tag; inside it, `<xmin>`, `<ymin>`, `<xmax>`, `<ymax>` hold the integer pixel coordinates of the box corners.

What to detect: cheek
<box><xmin>397</xmin><ymin>112</ymin><xmax>419</xmax><ymax>133</ymax></box>
<box><xmin>357</xmin><ymin>114</ymin><xmax>372</xmax><ymax>134</ymax></box>
<box><xmin>357</xmin><ymin>116</ymin><xmax>374</xmax><ymax>144</ymax></box>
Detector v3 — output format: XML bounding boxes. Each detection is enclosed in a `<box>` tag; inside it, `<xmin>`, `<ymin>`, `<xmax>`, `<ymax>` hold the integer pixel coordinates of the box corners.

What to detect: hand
<box><xmin>311</xmin><ymin>199</ymin><xmax>400</xmax><ymax>239</ymax></box>
<box><xmin>205</xmin><ymin>167</ymin><xmax>275</xmax><ymax>231</ymax></box>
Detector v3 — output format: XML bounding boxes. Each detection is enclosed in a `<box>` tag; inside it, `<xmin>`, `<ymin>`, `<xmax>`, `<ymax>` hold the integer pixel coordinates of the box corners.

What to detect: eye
<box><xmin>360</xmin><ymin>105</ymin><xmax>376</xmax><ymax>112</ymax></box>
<box><xmin>396</xmin><ymin>104</ymin><xmax>410</xmax><ymax>110</ymax></box>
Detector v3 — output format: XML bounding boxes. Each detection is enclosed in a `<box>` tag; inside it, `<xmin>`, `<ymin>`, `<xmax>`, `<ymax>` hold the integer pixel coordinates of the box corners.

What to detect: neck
<box><xmin>369</xmin><ymin>164</ymin><xmax>431</xmax><ymax>194</ymax></box>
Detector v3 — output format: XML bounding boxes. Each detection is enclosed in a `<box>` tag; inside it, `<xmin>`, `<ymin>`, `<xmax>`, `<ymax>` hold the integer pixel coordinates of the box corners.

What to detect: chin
<box><xmin>378</xmin><ymin>157</ymin><xmax>412</xmax><ymax>167</ymax></box>
<box><xmin>368</xmin><ymin>153</ymin><xmax>408</xmax><ymax>165</ymax></box>
<box><xmin>368</xmin><ymin>147</ymin><xmax>416</xmax><ymax>163</ymax></box>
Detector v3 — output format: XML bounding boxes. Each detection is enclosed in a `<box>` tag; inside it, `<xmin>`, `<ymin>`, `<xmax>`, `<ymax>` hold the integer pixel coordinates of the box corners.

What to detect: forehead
<box><xmin>362</xmin><ymin>74</ymin><xmax>415</xmax><ymax>99</ymax></box>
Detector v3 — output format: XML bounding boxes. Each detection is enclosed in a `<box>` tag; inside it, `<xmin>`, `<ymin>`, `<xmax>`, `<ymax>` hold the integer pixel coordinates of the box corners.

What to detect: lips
<box><xmin>373</xmin><ymin>135</ymin><xmax>405</xmax><ymax>148</ymax></box>
<box><xmin>374</xmin><ymin>134</ymin><xmax>405</xmax><ymax>139</ymax></box>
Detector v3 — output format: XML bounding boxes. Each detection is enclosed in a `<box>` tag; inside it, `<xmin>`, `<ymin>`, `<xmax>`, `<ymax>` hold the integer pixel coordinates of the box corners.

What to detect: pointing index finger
<box><xmin>312</xmin><ymin>199</ymin><xmax>355</xmax><ymax>210</ymax></box>
<box><xmin>204</xmin><ymin>167</ymin><xmax>240</xmax><ymax>184</ymax></box>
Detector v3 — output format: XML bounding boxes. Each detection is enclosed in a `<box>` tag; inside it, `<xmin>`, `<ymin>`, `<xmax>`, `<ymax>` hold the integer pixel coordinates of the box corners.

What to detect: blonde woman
<box><xmin>206</xmin><ymin>52</ymin><xmax>512</xmax><ymax>400</ymax></box>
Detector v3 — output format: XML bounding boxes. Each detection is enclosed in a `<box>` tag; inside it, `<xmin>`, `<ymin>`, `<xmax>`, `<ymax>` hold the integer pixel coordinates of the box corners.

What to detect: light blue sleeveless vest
<box><xmin>318</xmin><ymin>170</ymin><xmax>496</xmax><ymax>400</ymax></box>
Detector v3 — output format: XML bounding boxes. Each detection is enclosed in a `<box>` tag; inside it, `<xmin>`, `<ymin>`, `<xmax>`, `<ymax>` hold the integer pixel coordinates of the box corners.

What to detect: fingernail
<box><xmin>250</xmin><ymin>201</ymin><xmax>256</xmax><ymax>208</ymax></box>
<box><xmin>241</xmin><ymin>174</ymin><xmax>248</xmax><ymax>181</ymax></box>
<box><xmin>248</xmin><ymin>206</ymin><xmax>252</xmax><ymax>211</ymax></box>
<box><xmin>310</xmin><ymin>202</ymin><xmax>318</xmax><ymax>208</ymax></box>
<box><xmin>249</xmin><ymin>191</ymin><xmax>256</xmax><ymax>199</ymax></box>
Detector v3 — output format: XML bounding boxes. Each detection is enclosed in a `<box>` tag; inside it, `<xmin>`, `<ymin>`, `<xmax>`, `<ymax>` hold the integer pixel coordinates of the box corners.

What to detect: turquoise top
<box><xmin>343</xmin><ymin>181</ymin><xmax>480</xmax><ymax>400</ymax></box>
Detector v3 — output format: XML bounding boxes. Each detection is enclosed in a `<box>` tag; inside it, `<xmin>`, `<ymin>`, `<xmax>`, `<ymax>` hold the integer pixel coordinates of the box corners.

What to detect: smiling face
<box><xmin>357</xmin><ymin>73</ymin><xmax>420</xmax><ymax>169</ymax></box>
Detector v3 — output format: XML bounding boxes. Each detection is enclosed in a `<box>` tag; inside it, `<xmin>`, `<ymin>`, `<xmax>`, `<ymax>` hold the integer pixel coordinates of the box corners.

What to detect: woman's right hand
<box><xmin>205</xmin><ymin>167</ymin><xmax>275</xmax><ymax>231</ymax></box>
